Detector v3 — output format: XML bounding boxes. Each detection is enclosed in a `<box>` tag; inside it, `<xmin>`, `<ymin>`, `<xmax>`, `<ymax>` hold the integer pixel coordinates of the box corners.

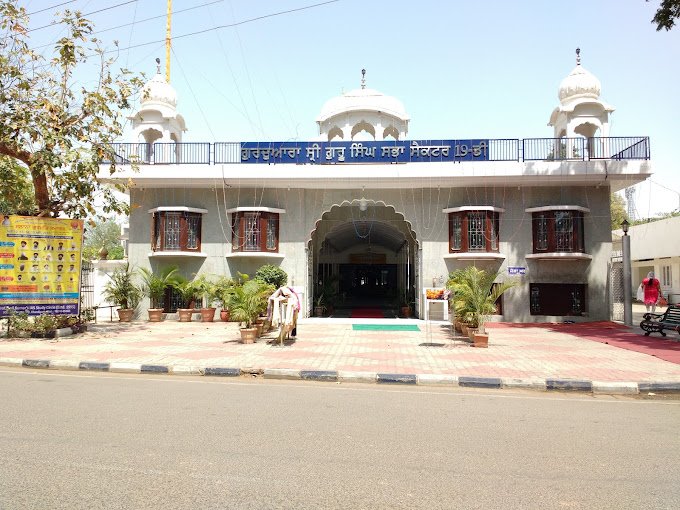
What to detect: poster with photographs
<box><xmin>0</xmin><ymin>215</ymin><xmax>84</xmax><ymax>317</ymax></box>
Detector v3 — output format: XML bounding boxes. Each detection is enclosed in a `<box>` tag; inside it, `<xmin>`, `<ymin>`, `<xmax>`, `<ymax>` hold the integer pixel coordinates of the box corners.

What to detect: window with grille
<box><xmin>531</xmin><ymin>211</ymin><xmax>583</xmax><ymax>253</ymax></box>
<box><xmin>151</xmin><ymin>212</ymin><xmax>202</xmax><ymax>252</ymax></box>
<box><xmin>529</xmin><ymin>283</ymin><xmax>586</xmax><ymax>316</ymax></box>
<box><xmin>448</xmin><ymin>211</ymin><xmax>500</xmax><ymax>253</ymax></box>
<box><xmin>232</xmin><ymin>212</ymin><xmax>279</xmax><ymax>252</ymax></box>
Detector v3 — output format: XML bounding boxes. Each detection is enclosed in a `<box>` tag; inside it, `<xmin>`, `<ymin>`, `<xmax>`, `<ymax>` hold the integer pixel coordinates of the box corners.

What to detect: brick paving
<box><xmin>2</xmin><ymin>316</ymin><xmax>680</xmax><ymax>384</ymax></box>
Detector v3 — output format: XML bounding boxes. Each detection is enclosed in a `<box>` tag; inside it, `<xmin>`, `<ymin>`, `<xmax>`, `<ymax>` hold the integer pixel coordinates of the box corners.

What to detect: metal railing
<box><xmin>102</xmin><ymin>137</ymin><xmax>649</xmax><ymax>165</ymax></box>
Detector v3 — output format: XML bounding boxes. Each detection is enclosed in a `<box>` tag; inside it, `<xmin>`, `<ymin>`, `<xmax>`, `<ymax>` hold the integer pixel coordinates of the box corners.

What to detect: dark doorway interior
<box><xmin>339</xmin><ymin>264</ymin><xmax>397</xmax><ymax>308</ymax></box>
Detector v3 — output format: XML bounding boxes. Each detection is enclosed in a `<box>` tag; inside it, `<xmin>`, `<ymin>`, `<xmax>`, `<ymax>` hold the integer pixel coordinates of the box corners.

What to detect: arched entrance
<box><xmin>308</xmin><ymin>201</ymin><xmax>418</xmax><ymax>319</ymax></box>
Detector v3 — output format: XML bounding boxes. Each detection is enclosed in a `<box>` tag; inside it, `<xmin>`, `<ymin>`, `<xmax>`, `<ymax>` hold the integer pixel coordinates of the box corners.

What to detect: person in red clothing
<box><xmin>641</xmin><ymin>271</ymin><xmax>662</xmax><ymax>313</ymax></box>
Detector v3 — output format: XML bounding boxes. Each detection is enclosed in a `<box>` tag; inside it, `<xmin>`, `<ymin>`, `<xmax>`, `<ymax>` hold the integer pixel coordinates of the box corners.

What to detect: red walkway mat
<box><xmin>350</xmin><ymin>308</ymin><xmax>384</xmax><ymax>319</ymax></box>
<box><xmin>489</xmin><ymin>321</ymin><xmax>680</xmax><ymax>365</ymax></box>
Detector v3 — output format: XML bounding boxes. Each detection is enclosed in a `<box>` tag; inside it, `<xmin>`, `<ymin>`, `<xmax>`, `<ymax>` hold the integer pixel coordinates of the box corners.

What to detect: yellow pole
<box><xmin>165</xmin><ymin>0</ymin><xmax>171</xmax><ymax>83</ymax></box>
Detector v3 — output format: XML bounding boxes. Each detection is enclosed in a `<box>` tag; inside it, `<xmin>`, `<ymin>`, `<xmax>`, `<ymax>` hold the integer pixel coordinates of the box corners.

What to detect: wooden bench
<box><xmin>640</xmin><ymin>305</ymin><xmax>680</xmax><ymax>337</ymax></box>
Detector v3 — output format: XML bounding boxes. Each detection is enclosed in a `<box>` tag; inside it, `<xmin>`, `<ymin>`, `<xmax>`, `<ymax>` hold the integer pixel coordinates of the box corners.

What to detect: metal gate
<box><xmin>79</xmin><ymin>261</ymin><xmax>94</xmax><ymax>320</ymax></box>
<box><xmin>609</xmin><ymin>259</ymin><xmax>624</xmax><ymax>322</ymax></box>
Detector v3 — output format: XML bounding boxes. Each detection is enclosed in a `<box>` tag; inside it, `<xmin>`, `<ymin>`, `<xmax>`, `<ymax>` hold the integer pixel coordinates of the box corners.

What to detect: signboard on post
<box><xmin>0</xmin><ymin>215</ymin><xmax>84</xmax><ymax>317</ymax></box>
<box><xmin>508</xmin><ymin>266</ymin><xmax>527</xmax><ymax>276</ymax></box>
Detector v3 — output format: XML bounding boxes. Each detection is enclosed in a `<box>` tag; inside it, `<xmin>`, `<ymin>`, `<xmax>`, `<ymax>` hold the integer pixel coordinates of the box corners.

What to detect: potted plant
<box><xmin>193</xmin><ymin>274</ymin><xmax>217</xmax><ymax>322</ymax></box>
<box><xmin>447</xmin><ymin>267</ymin><xmax>516</xmax><ymax>348</ymax></box>
<box><xmin>227</xmin><ymin>276</ymin><xmax>272</xmax><ymax>343</ymax></box>
<box><xmin>312</xmin><ymin>293</ymin><xmax>325</xmax><ymax>317</ymax></box>
<box><xmin>213</xmin><ymin>275</ymin><xmax>236</xmax><ymax>321</ymax></box>
<box><xmin>138</xmin><ymin>265</ymin><xmax>180</xmax><ymax>322</ymax></box>
<box><xmin>175</xmin><ymin>276</ymin><xmax>201</xmax><ymax>322</ymax></box>
<box><xmin>103</xmin><ymin>263</ymin><xmax>141</xmax><ymax>322</ymax></box>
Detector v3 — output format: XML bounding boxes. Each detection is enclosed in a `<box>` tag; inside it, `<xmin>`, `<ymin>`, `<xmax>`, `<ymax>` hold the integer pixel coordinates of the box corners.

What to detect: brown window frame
<box><xmin>151</xmin><ymin>211</ymin><xmax>202</xmax><ymax>253</ymax></box>
<box><xmin>448</xmin><ymin>211</ymin><xmax>500</xmax><ymax>253</ymax></box>
<box><xmin>231</xmin><ymin>211</ymin><xmax>279</xmax><ymax>253</ymax></box>
<box><xmin>531</xmin><ymin>211</ymin><xmax>584</xmax><ymax>253</ymax></box>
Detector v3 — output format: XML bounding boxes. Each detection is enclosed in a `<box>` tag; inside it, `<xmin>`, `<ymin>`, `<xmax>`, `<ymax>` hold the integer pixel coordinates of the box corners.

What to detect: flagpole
<box><xmin>166</xmin><ymin>0</ymin><xmax>172</xmax><ymax>82</ymax></box>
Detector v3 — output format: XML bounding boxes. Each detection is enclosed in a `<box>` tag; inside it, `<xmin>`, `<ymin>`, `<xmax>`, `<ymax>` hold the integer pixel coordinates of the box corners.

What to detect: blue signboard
<box><xmin>508</xmin><ymin>267</ymin><xmax>526</xmax><ymax>276</ymax></box>
<box><xmin>240</xmin><ymin>140</ymin><xmax>489</xmax><ymax>164</ymax></box>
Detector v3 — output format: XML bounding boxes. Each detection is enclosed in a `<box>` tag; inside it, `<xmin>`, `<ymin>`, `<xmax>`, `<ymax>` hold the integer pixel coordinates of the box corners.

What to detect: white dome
<box><xmin>317</xmin><ymin>87</ymin><xmax>409</xmax><ymax>123</ymax></box>
<box><xmin>558</xmin><ymin>64</ymin><xmax>601</xmax><ymax>104</ymax></box>
<box><xmin>141</xmin><ymin>72</ymin><xmax>177</xmax><ymax>109</ymax></box>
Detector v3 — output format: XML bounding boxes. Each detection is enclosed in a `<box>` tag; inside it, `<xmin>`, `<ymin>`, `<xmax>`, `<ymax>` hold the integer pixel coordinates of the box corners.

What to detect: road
<box><xmin>1</xmin><ymin>368</ymin><xmax>678</xmax><ymax>509</ymax></box>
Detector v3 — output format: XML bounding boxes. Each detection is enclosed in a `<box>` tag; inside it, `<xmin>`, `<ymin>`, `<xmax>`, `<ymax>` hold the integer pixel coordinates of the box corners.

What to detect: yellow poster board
<box><xmin>0</xmin><ymin>215</ymin><xmax>84</xmax><ymax>317</ymax></box>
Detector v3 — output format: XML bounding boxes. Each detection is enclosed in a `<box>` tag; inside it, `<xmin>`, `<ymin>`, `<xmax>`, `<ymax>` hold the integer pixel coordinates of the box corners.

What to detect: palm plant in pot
<box><xmin>192</xmin><ymin>274</ymin><xmax>218</xmax><ymax>322</ymax></box>
<box><xmin>175</xmin><ymin>276</ymin><xmax>201</xmax><ymax>322</ymax></box>
<box><xmin>138</xmin><ymin>265</ymin><xmax>180</xmax><ymax>322</ymax></box>
<box><xmin>103</xmin><ymin>263</ymin><xmax>141</xmax><ymax>322</ymax></box>
<box><xmin>227</xmin><ymin>276</ymin><xmax>272</xmax><ymax>343</ymax></box>
<box><xmin>447</xmin><ymin>266</ymin><xmax>516</xmax><ymax>348</ymax></box>
<box><xmin>213</xmin><ymin>276</ymin><xmax>236</xmax><ymax>321</ymax></box>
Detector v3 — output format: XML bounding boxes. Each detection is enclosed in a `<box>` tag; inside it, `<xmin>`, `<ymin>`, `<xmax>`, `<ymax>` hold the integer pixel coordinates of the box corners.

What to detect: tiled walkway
<box><xmin>2</xmin><ymin>316</ymin><xmax>680</xmax><ymax>384</ymax></box>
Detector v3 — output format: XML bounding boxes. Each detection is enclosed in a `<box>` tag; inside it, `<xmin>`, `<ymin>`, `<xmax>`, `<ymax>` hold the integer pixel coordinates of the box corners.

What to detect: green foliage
<box><xmin>0</xmin><ymin>156</ymin><xmax>36</xmax><ymax>215</ymax></box>
<box><xmin>82</xmin><ymin>219</ymin><xmax>125</xmax><ymax>261</ymax></box>
<box><xmin>254</xmin><ymin>264</ymin><xmax>288</xmax><ymax>288</ymax></box>
<box><xmin>192</xmin><ymin>274</ymin><xmax>217</xmax><ymax>308</ymax></box>
<box><xmin>174</xmin><ymin>276</ymin><xmax>202</xmax><ymax>309</ymax></box>
<box><xmin>227</xmin><ymin>279</ymin><xmax>273</xmax><ymax>328</ymax></box>
<box><xmin>610</xmin><ymin>193</ymin><xmax>629</xmax><ymax>230</ymax></box>
<box><xmin>0</xmin><ymin>1</ymin><xmax>144</xmax><ymax>217</ymax></box>
<box><xmin>103</xmin><ymin>263</ymin><xmax>141</xmax><ymax>310</ymax></box>
<box><xmin>447</xmin><ymin>267</ymin><xmax>516</xmax><ymax>333</ymax></box>
<box><xmin>213</xmin><ymin>276</ymin><xmax>236</xmax><ymax>308</ymax></box>
<box><xmin>651</xmin><ymin>0</ymin><xmax>680</xmax><ymax>31</ymax></box>
<box><xmin>139</xmin><ymin>265</ymin><xmax>180</xmax><ymax>309</ymax></box>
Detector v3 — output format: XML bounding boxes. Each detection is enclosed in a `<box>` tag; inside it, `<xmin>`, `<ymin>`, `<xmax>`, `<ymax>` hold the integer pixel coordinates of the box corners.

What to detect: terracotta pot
<box><xmin>254</xmin><ymin>322</ymin><xmax>264</xmax><ymax>337</ymax></box>
<box><xmin>473</xmin><ymin>332</ymin><xmax>489</xmax><ymax>348</ymax></box>
<box><xmin>220</xmin><ymin>309</ymin><xmax>230</xmax><ymax>322</ymax></box>
<box><xmin>200</xmin><ymin>307</ymin><xmax>216</xmax><ymax>322</ymax></box>
<box><xmin>314</xmin><ymin>306</ymin><xmax>324</xmax><ymax>317</ymax></box>
<box><xmin>240</xmin><ymin>327</ymin><xmax>258</xmax><ymax>344</ymax></box>
<box><xmin>461</xmin><ymin>324</ymin><xmax>469</xmax><ymax>336</ymax></box>
<box><xmin>178</xmin><ymin>308</ymin><xmax>194</xmax><ymax>322</ymax></box>
<box><xmin>401</xmin><ymin>306</ymin><xmax>412</xmax><ymax>318</ymax></box>
<box><xmin>117</xmin><ymin>308</ymin><xmax>134</xmax><ymax>322</ymax></box>
<box><xmin>147</xmin><ymin>308</ymin><xmax>164</xmax><ymax>322</ymax></box>
<box><xmin>468</xmin><ymin>328</ymin><xmax>479</xmax><ymax>341</ymax></box>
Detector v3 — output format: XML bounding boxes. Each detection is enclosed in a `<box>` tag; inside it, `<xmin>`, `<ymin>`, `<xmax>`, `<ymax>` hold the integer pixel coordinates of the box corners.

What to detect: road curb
<box><xmin>6</xmin><ymin>356</ymin><xmax>680</xmax><ymax>395</ymax></box>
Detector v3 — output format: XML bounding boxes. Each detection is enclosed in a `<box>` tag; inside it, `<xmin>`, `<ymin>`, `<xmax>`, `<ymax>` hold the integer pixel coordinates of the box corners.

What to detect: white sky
<box><xmin>19</xmin><ymin>0</ymin><xmax>680</xmax><ymax>217</ymax></box>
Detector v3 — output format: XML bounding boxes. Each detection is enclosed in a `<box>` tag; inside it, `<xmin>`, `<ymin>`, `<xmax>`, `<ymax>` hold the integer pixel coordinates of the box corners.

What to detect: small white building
<box><xmin>614</xmin><ymin>216</ymin><xmax>680</xmax><ymax>304</ymax></box>
<box><xmin>100</xmin><ymin>50</ymin><xmax>652</xmax><ymax>322</ymax></box>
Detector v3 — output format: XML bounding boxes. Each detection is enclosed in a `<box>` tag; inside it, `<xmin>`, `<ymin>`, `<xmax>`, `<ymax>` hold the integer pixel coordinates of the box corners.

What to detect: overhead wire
<box><xmin>26</xmin><ymin>0</ymin><xmax>138</xmax><ymax>33</ymax></box>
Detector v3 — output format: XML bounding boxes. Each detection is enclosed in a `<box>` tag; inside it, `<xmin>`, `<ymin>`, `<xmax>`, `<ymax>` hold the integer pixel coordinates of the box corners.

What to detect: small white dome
<box><xmin>317</xmin><ymin>87</ymin><xmax>409</xmax><ymax>123</ymax></box>
<box><xmin>141</xmin><ymin>72</ymin><xmax>177</xmax><ymax>109</ymax></box>
<box><xmin>558</xmin><ymin>64</ymin><xmax>601</xmax><ymax>104</ymax></box>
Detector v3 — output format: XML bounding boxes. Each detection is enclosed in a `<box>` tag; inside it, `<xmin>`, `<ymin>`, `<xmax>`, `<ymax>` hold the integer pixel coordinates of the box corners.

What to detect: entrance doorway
<box><xmin>309</xmin><ymin>201</ymin><xmax>418</xmax><ymax>318</ymax></box>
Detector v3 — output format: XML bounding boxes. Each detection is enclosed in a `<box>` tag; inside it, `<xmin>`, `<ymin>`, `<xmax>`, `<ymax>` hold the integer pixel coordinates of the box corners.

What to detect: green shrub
<box><xmin>255</xmin><ymin>264</ymin><xmax>287</xmax><ymax>288</ymax></box>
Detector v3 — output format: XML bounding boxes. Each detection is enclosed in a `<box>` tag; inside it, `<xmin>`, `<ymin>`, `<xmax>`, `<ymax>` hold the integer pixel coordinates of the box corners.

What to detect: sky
<box><xmin>17</xmin><ymin>0</ymin><xmax>680</xmax><ymax>217</ymax></box>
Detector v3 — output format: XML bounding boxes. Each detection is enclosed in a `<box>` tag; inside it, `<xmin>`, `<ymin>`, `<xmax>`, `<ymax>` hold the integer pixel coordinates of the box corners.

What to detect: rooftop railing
<box><xmin>102</xmin><ymin>137</ymin><xmax>649</xmax><ymax>165</ymax></box>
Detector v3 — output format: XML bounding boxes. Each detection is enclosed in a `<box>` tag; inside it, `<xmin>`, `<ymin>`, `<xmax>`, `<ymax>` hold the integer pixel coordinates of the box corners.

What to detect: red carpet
<box><xmin>488</xmin><ymin>321</ymin><xmax>680</xmax><ymax>365</ymax></box>
<box><xmin>350</xmin><ymin>308</ymin><xmax>384</xmax><ymax>319</ymax></box>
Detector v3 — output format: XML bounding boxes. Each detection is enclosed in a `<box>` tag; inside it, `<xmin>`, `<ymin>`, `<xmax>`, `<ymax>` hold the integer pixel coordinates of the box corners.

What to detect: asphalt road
<box><xmin>1</xmin><ymin>369</ymin><xmax>679</xmax><ymax>509</ymax></box>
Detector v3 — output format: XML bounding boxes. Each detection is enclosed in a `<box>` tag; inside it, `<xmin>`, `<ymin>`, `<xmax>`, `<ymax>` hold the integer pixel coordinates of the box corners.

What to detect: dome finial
<box><xmin>576</xmin><ymin>47</ymin><xmax>581</xmax><ymax>66</ymax></box>
<box><xmin>361</xmin><ymin>68</ymin><xmax>366</xmax><ymax>90</ymax></box>
<box><xmin>155</xmin><ymin>57</ymin><xmax>161</xmax><ymax>75</ymax></box>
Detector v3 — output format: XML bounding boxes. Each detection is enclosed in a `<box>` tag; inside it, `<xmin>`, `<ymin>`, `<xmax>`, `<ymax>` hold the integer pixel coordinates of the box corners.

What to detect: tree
<box><xmin>610</xmin><ymin>193</ymin><xmax>629</xmax><ymax>230</ymax></box>
<box><xmin>0</xmin><ymin>1</ymin><xmax>142</xmax><ymax>218</ymax></box>
<box><xmin>82</xmin><ymin>219</ymin><xmax>124</xmax><ymax>261</ymax></box>
<box><xmin>0</xmin><ymin>155</ymin><xmax>36</xmax><ymax>215</ymax></box>
<box><xmin>650</xmin><ymin>0</ymin><xmax>680</xmax><ymax>31</ymax></box>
